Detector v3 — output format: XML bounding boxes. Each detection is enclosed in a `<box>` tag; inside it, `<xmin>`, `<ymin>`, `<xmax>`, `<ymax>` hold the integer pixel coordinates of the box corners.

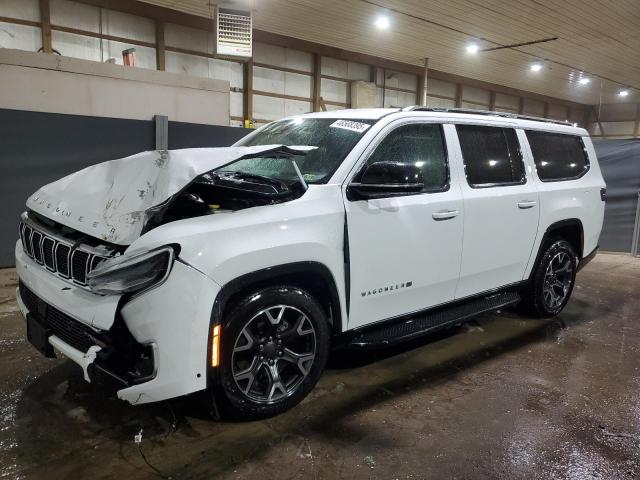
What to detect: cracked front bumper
<box><xmin>16</xmin><ymin>241</ymin><xmax>221</xmax><ymax>404</ymax></box>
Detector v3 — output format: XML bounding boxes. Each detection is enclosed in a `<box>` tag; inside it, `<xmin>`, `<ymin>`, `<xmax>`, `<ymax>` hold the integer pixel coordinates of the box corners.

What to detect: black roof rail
<box><xmin>401</xmin><ymin>106</ymin><xmax>573</xmax><ymax>126</ymax></box>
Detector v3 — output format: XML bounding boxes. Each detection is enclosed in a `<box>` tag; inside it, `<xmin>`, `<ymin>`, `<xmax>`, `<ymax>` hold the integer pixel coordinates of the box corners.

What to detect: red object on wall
<box><xmin>122</xmin><ymin>48</ymin><xmax>137</xmax><ymax>66</ymax></box>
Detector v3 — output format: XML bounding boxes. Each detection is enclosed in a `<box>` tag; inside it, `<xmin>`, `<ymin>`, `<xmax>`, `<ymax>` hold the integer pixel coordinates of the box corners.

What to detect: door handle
<box><xmin>432</xmin><ymin>209</ymin><xmax>459</xmax><ymax>220</ymax></box>
<box><xmin>517</xmin><ymin>200</ymin><xmax>537</xmax><ymax>209</ymax></box>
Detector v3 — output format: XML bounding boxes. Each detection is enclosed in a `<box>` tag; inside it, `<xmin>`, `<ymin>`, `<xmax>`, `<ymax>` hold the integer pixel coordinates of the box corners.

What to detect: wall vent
<box><xmin>216</xmin><ymin>7</ymin><xmax>252</xmax><ymax>59</ymax></box>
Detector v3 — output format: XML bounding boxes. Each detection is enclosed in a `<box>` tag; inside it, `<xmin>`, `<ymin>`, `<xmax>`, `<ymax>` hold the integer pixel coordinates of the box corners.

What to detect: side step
<box><xmin>347</xmin><ymin>291</ymin><xmax>521</xmax><ymax>348</ymax></box>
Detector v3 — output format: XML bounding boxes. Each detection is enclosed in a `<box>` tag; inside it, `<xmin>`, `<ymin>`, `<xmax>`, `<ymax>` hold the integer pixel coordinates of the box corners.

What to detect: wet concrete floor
<box><xmin>0</xmin><ymin>253</ymin><xmax>639</xmax><ymax>479</ymax></box>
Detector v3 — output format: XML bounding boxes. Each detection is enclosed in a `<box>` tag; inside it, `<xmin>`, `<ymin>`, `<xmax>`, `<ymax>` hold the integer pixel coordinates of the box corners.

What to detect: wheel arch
<box><xmin>528</xmin><ymin>218</ymin><xmax>584</xmax><ymax>281</ymax></box>
<box><xmin>210</xmin><ymin>262</ymin><xmax>344</xmax><ymax>336</ymax></box>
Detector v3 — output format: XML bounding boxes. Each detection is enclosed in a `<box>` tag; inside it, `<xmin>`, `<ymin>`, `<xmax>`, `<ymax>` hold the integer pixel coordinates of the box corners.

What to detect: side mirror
<box><xmin>347</xmin><ymin>161</ymin><xmax>424</xmax><ymax>200</ymax></box>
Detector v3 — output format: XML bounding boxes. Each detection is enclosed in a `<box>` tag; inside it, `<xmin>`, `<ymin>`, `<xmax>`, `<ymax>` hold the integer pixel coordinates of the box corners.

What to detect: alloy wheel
<box><xmin>542</xmin><ymin>251</ymin><xmax>574</xmax><ymax>309</ymax></box>
<box><xmin>231</xmin><ymin>305</ymin><xmax>317</xmax><ymax>404</ymax></box>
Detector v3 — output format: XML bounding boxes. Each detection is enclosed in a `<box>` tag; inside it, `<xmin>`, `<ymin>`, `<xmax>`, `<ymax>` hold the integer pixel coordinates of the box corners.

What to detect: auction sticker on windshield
<box><xmin>330</xmin><ymin>120</ymin><xmax>371</xmax><ymax>133</ymax></box>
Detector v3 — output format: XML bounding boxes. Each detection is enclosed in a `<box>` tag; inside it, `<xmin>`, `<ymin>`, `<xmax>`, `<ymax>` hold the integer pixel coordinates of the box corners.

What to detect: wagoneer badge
<box><xmin>361</xmin><ymin>281</ymin><xmax>413</xmax><ymax>297</ymax></box>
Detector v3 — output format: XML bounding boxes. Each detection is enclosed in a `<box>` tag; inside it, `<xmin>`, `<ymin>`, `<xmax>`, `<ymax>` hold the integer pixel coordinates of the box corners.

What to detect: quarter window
<box><xmin>525</xmin><ymin>131</ymin><xmax>589</xmax><ymax>181</ymax></box>
<box><xmin>456</xmin><ymin>125</ymin><xmax>525</xmax><ymax>187</ymax></box>
<box><xmin>360</xmin><ymin>123</ymin><xmax>449</xmax><ymax>192</ymax></box>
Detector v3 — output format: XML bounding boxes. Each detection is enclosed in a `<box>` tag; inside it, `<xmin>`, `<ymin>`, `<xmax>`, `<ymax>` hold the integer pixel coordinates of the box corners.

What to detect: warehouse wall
<box><xmin>0</xmin><ymin>0</ymin><xmax>590</xmax><ymax>128</ymax></box>
<box><xmin>0</xmin><ymin>49</ymin><xmax>230</xmax><ymax>124</ymax></box>
<box><xmin>587</xmin><ymin>103</ymin><xmax>640</xmax><ymax>139</ymax></box>
<box><xmin>0</xmin><ymin>45</ymin><xmax>237</xmax><ymax>267</ymax></box>
<box><xmin>0</xmin><ymin>108</ymin><xmax>248</xmax><ymax>267</ymax></box>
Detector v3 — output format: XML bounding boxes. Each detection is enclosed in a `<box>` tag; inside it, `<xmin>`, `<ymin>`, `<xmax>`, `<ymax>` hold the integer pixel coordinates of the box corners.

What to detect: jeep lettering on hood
<box><xmin>26</xmin><ymin>145</ymin><xmax>315</xmax><ymax>245</ymax></box>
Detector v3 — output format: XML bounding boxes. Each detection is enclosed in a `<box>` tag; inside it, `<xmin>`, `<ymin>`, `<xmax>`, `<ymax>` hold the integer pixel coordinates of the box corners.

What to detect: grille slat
<box><xmin>71</xmin><ymin>250</ymin><xmax>90</xmax><ymax>284</ymax></box>
<box><xmin>55</xmin><ymin>244</ymin><xmax>71</xmax><ymax>277</ymax></box>
<box><xmin>23</xmin><ymin>226</ymin><xmax>33</xmax><ymax>256</ymax></box>
<box><xmin>19</xmin><ymin>220</ymin><xmax>112</xmax><ymax>287</ymax></box>
<box><xmin>31</xmin><ymin>232</ymin><xmax>44</xmax><ymax>263</ymax></box>
<box><xmin>42</xmin><ymin>237</ymin><xmax>55</xmax><ymax>270</ymax></box>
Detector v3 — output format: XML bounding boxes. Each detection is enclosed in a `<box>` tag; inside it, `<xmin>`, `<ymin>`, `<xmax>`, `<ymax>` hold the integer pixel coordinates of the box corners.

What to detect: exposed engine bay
<box><xmin>143</xmin><ymin>170</ymin><xmax>306</xmax><ymax>231</ymax></box>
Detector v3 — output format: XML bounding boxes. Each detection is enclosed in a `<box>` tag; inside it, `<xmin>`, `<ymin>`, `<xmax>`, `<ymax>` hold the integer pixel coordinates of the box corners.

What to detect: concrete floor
<box><xmin>0</xmin><ymin>253</ymin><xmax>639</xmax><ymax>479</ymax></box>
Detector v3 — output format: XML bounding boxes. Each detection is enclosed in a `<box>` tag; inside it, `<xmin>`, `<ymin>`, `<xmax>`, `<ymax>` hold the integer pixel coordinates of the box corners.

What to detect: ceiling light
<box><xmin>530</xmin><ymin>63</ymin><xmax>543</xmax><ymax>72</ymax></box>
<box><xmin>578</xmin><ymin>77</ymin><xmax>590</xmax><ymax>85</ymax></box>
<box><xmin>466</xmin><ymin>43</ymin><xmax>479</xmax><ymax>54</ymax></box>
<box><xmin>618</xmin><ymin>89</ymin><xmax>629</xmax><ymax>97</ymax></box>
<box><xmin>374</xmin><ymin>15</ymin><xmax>390</xmax><ymax>30</ymax></box>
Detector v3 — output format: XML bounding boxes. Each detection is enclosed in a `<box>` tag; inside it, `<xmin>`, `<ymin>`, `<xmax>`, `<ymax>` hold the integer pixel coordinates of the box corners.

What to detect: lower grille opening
<box><xmin>19</xmin><ymin>281</ymin><xmax>97</xmax><ymax>353</ymax></box>
<box><xmin>19</xmin><ymin>281</ymin><xmax>156</xmax><ymax>387</ymax></box>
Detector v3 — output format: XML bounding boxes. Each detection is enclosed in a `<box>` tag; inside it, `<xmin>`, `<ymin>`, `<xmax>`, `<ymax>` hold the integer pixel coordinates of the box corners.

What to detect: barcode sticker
<box><xmin>330</xmin><ymin>120</ymin><xmax>371</xmax><ymax>133</ymax></box>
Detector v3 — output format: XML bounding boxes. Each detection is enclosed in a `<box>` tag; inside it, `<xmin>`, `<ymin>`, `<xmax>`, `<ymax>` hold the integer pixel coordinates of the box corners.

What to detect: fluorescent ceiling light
<box><xmin>530</xmin><ymin>63</ymin><xmax>543</xmax><ymax>72</ymax></box>
<box><xmin>466</xmin><ymin>43</ymin><xmax>479</xmax><ymax>54</ymax></box>
<box><xmin>618</xmin><ymin>89</ymin><xmax>629</xmax><ymax>97</ymax></box>
<box><xmin>374</xmin><ymin>15</ymin><xmax>390</xmax><ymax>29</ymax></box>
<box><xmin>578</xmin><ymin>77</ymin><xmax>590</xmax><ymax>85</ymax></box>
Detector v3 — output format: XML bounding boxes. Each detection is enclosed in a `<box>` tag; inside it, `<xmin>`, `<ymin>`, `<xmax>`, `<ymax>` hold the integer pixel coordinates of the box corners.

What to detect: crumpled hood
<box><xmin>26</xmin><ymin>145</ymin><xmax>314</xmax><ymax>245</ymax></box>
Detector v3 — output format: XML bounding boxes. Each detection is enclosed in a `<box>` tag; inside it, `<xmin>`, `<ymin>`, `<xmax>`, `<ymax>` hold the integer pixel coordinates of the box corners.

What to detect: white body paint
<box><xmin>16</xmin><ymin>108</ymin><xmax>605</xmax><ymax>404</ymax></box>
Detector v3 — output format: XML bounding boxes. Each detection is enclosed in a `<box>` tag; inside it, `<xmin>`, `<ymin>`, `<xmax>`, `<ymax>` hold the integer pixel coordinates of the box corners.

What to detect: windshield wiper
<box><xmin>289</xmin><ymin>158</ymin><xmax>308</xmax><ymax>191</ymax></box>
<box><xmin>217</xmin><ymin>171</ymin><xmax>289</xmax><ymax>191</ymax></box>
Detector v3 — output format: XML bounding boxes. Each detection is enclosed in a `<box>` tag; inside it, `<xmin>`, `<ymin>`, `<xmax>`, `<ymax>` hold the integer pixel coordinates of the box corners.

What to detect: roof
<box><xmin>297</xmin><ymin>108</ymin><xmax>400</xmax><ymax>120</ymax></box>
<box><xmin>293</xmin><ymin>108</ymin><xmax>588</xmax><ymax>135</ymax></box>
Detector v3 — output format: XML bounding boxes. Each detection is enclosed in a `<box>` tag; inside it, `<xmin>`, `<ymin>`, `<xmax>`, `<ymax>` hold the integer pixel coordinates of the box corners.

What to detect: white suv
<box><xmin>16</xmin><ymin>108</ymin><xmax>605</xmax><ymax>419</ymax></box>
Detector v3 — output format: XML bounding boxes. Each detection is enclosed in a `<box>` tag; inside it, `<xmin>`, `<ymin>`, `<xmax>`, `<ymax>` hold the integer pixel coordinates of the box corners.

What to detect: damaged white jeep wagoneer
<box><xmin>16</xmin><ymin>108</ymin><xmax>605</xmax><ymax>419</ymax></box>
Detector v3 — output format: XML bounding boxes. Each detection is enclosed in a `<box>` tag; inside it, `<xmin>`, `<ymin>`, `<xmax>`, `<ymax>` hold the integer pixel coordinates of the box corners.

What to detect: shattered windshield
<box><xmin>228</xmin><ymin>118</ymin><xmax>375</xmax><ymax>184</ymax></box>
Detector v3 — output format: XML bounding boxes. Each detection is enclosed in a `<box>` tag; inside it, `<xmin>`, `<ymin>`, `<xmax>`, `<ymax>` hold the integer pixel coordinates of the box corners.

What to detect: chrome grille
<box><xmin>22</xmin><ymin>224</ymin><xmax>33</xmax><ymax>256</ymax></box>
<box><xmin>71</xmin><ymin>250</ymin><xmax>90</xmax><ymax>284</ymax></box>
<box><xmin>42</xmin><ymin>237</ymin><xmax>55</xmax><ymax>270</ymax></box>
<box><xmin>55</xmin><ymin>244</ymin><xmax>71</xmax><ymax>277</ymax></box>
<box><xmin>19</xmin><ymin>219</ymin><xmax>112</xmax><ymax>287</ymax></box>
<box><xmin>31</xmin><ymin>231</ymin><xmax>44</xmax><ymax>263</ymax></box>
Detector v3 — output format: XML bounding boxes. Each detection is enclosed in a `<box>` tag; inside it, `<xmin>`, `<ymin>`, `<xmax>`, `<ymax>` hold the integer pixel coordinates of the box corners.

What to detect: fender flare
<box><xmin>209</xmin><ymin>261</ymin><xmax>344</xmax><ymax>334</ymax></box>
<box><xmin>527</xmin><ymin>218</ymin><xmax>584</xmax><ymax>281</ymax></box>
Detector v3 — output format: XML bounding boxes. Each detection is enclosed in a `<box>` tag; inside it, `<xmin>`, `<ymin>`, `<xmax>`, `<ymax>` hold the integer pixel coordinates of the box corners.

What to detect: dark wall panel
<box><xmin>0</xmin><ymin>108</ymin><xmax>155</xmax><ymax>267</ymax></box>
<box><xmin>168</xmin><ymin>121</ymin><xmax>249</xmax><ymax>149</ymax></box>
<box><xmin>0</xmin><ymin>108</ymin><xmax>250</xmax><ymax>267</ymax></box>
<box><xmin>593</xmin><ymin>139</ymin><xmax>640</xmax><ymax>253</ymax></box>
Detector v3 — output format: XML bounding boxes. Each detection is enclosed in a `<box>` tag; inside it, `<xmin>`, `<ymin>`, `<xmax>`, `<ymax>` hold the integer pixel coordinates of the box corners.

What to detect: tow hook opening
<box><xmin>87</xmin><ymin>343</ymin><xmax>157</xmax><ymax>390</ymax></box>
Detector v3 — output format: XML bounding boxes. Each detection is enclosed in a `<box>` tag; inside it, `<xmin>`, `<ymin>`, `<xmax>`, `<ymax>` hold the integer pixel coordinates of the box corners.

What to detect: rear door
<box><xmin>453</xmin><ymin>124</ymin><xmax>540</xmax><ymax>299</ymax></box>
<box><xmin>343</xmin><ymin>120</ymin><xmax>464</xmax><ymax>330</ymax></box>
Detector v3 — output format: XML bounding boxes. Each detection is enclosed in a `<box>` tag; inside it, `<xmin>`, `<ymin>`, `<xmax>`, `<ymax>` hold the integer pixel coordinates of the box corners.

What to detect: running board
<box><xmin>345</xmin><ymin>291</ymin><xmax>521</xmax><ymax>348</ymax></box>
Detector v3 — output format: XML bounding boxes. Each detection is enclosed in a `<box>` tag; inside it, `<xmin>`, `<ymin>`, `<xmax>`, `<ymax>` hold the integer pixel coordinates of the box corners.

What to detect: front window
<box><xmin>228</xmin><ymin>118</ymin><xmax>375</xmax><ymax>184</ymax></box>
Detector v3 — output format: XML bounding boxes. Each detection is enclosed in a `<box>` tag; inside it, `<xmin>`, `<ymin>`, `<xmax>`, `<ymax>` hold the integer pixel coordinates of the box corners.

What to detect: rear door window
<box><xmin>525</xmin><ymin>131</ymin><xmax>590</xmax><ymax>181</ymax></box>
<box><xmin>456</xmin><ymin>125</ymin><xmax>526</xmax><ymax>187</ymax></box>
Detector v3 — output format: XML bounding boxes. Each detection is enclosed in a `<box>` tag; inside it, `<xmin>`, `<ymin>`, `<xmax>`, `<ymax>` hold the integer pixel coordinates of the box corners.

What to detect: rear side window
<box><xmin>456</xmin><ymin>125</ymin><xmax>525</xmax><ymax>187</ymax></box>
<box><xmin>525</xmin><ymin>131</ymin><xmax>589</xmax><ymax>181</ymax></box>
<box><xmin>362</xmin><ymin>123</ymin><xmax>449</xmax><ymax>192</ymax></box>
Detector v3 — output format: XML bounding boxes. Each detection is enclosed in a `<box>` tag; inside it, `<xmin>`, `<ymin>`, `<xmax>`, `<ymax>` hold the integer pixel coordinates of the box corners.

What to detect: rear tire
<box><xmin>520</xmin><ymin>239</ymin><xmax>577</xmax><ymax>318</ymax></box>
<box><xmin>208</xmin><ymin>286</ymin><xmax>329</xmax><ymax>420</ymax></box>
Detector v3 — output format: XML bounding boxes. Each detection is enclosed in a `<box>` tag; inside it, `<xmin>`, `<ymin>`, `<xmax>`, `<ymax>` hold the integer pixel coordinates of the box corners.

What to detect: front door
<box><xmin>344</xmin><ymin>121</ymin><xmax>464</xmax><ymax>330</ymax></box>
<box><xmin>453</xmin><ymin>124</ymin><xmax>540</xmax><ymax>299</ymax></box>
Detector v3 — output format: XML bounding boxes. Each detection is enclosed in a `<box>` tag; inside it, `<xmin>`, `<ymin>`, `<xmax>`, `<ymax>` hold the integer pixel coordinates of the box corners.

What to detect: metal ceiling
<box><xmin>139</xmin><ymin>0</ymin><xmax>640</xmax><ymax>105</ymax></box>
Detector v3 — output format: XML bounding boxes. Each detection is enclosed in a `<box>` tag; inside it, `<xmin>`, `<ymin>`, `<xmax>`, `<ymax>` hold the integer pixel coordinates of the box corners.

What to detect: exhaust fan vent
<box><xmin>216</xmin><ymin>7</ymin><xmax>252</xmax><ymax>59</ymax></box>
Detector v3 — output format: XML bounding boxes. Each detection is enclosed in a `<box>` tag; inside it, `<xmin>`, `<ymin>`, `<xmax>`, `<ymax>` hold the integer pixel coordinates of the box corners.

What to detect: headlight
<box><xmin>86</xmin><ymin>246</ymin><xmax>175</xmax><ymax>295</ymax></box>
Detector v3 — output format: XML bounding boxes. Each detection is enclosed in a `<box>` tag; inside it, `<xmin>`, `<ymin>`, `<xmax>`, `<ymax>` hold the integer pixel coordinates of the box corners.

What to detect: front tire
<box><xmin>209</xmin><ymin>286</ymin><xmax>329</xmax><ymax>420</ymax></box>
<box><xmin>521</xmin><ymin>239</ymin><xmax>578</xmax><ymax>318</ymax></box>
